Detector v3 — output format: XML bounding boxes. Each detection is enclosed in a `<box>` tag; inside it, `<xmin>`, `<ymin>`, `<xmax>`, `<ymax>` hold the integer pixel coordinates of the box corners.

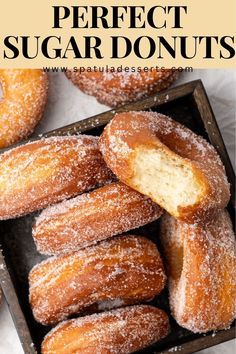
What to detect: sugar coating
<box><xmin>160</xmin><ymin>210</ymin><xmax>236</xmax><ymax>333</ymax></box>
<box><xmin>33</xmin><ymin>182</ymin><xmax>163</xmax><ymax>255</ymax></box>
<box><xmin>42</xmin><ymin>305</ymin><xmax>169</xmax><ymax>354</ymax></box>
<box><xmin>0</xmin><ymin>69</ymin><xmax>48</xmax><ymax>148</ymax></box>
<box><xmin>99</xmin><ymin>111</ymin><xmax>230</xmax><ymax>223</ymax></box>
<box><xmin>66</xmin><ymin>69</ymin><xmax>179</xmax><ymax>107</ymax></box>
<box><xmin>29</xmin><ymin>235</ymin><xmax>166</xmax><ymax>325</ymax></box>
<box><xmin>96</xmin><ymin>298</ymin><xmax>125</xmax><ymax>311</ymax></box>
<box><xmin>0</xmin><ymin>135</ymin><xmax>113</xmax><ymax>220</ymax></box>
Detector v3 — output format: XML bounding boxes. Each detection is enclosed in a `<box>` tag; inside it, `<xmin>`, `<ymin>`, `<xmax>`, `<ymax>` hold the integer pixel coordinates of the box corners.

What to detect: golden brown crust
<box><xmin>0</xmin><ymin>135</ymin><xmax>113</xmax><ymax>220</ymax></box>
<box><xmin>29</xmin><ymin>235</ymin><xmax>166</xmax><ymax>325</ymax></box>
<box><xmin>99</xmin><ymin>111</ymin><xmax>230</xmax><ymax>223</ymax></box>
<box><xmin>65</xmin><ymin>69</ymin><xmax>178</xmax><ymax>107</ymax></box>
<box><xmin>0</xmin><ymin>69</ymin><xmax>48</xmax><ymax>148</ymax></box>
<box><xmin>160</xmin><ymin>210</ymin><xmax>236</xmax><ymax>333</ymax></box>
<box><xmin>33</xmin><ymin>182</ymin><xmax>163</xmax><ymax>255</ymax></box>
<box><xmin>41</xmin><ymin>305</ymin><xmax>169</xmax><ymax>354</ymax></box>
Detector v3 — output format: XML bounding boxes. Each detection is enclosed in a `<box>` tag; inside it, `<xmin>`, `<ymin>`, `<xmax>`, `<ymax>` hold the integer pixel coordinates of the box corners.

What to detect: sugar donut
<box><xmin>99</xmin><ymin>111</ymin><xmax>230</xmax><ymax>223</ymax></box>
<box><xmin>41</xmin><ymin>305</ymin><xmax>169</xmax><ymax>354</ymax></box>
<box><xmin>65</xmin><ymin>69</ymin><xmax>178</xmax><ymax>107</ymax></box>
<box><xmin>29</xmin><ymin>235</ymin><xmax>166</xmax><ymax>325</ymax></box>
<box><xmin>160</xmin><ymin>210</ymin><xmax>236</xmax><ymax>333</ymax></box>
<box><xmin>0</xmin><ymin>69</ymin><xmax>48</xmax><ymax>148</ymax></box>
<box><xmin>33</xmin><ymin>181</ymin><xmax>163</xmax><ymax>255</ymax></box>
<box><xmin>0</xmin><ymin>135</ymin><xmax>113</xmax><ymax>220</ymax></box>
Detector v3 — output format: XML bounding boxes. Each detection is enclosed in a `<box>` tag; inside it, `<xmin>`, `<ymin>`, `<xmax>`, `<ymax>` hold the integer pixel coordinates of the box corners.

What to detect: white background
<box><xmin>0</xmin><ymin>69</ymin><xmax>235</xmax><ymax>353</ymax></box>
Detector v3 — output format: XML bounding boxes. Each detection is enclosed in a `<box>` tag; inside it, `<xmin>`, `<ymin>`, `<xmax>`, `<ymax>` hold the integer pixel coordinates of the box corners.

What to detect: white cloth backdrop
<box><xmin>0</xmin><ymin>69</ymin><xmax>235</xmax><ymax>354</ymax></box>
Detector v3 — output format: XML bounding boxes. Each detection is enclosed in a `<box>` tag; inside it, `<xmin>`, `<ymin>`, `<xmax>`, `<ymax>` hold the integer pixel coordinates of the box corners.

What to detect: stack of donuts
<box><xmin>0</xmin><ymin>68</ymin><xmax>48</xmax><ymax>316</ymax></box>
<box><xmin>0</xmin><ymin>108</ymin><xmax>235</xmax><ymax>353</ymax></box>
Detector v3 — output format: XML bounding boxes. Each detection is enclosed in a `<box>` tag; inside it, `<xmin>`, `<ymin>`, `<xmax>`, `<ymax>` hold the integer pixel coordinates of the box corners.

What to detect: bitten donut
<box><xmin>0</xmin><ymin>135</ymin><xmax>112</xmax><ymax>220</ymax></box>
<box><xmin>29</xmin><ymin>235</ymin><xmax>166</xmax><ymax>325</ymax></box>
<box><xmin>160</xmin><ymin>210</ymin><xmax>236</xmax><ymax>333</ymax></box>
<box><xmin>42</xmin><ymin>305</ymin><xmax>169</xmax><ymax>354</ymax></box>
<box><xmin>99</xmin><ymin>111</ymin><xmax>230</xmax><ymax>223</ymax></box>
<box><xmin>33</xmin><ymin>181</ymin><xmax>163</xmax><ymax>255</ymax></box>
<box><xmin>0</xmin><ymin>69</ymin><xmax>48</xmax><ymax>148</ymax></box>
<box><xmin>65</xmin><ymin>69</ymin><xmax>178</xmax><ymax>107</ymax></box>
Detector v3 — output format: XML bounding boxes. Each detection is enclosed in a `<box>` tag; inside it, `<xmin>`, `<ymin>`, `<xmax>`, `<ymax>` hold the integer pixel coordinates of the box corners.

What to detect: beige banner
<box><xmin>0</xmin><ymin>0</ymin><xmax>235</xmax><ymax>68</ymax></box>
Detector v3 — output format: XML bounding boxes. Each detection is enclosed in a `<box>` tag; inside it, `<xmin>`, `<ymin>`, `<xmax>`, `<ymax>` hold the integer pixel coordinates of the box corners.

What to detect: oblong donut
<box><xmin>33</xmin><ymin>181</ymin><xmax>163</xmax><ymax>255</ymax></box>
<box><xmin>160</xmin><ymin>210</ymin><xmax>236</xmax><ymax>333</ymax></box>
<box><xmin>41</xmin><ymin>305</ymin><xmax>169</xmax><ymax>354</ymax></box>
<box><xmin>29</xmin><ymin>235</ymin><xmax>166</xmax><ymax>325</ymax></box>
<box><xmin>65</xmin><ymin>69</ymin><xmax>178</xmax><ymax>107</ymax></box>
<box><xmin>99</xmin><ymin>111</ymin><xmax>230</xmax><ymax>223</ymax></box>
<box><xmin>0</xmin><ymin>69</ymin><xmax>48</xmax><ymax>148</ymax></box>
<box><xmin>0</xmin><ymin>135</ymin><xmax>113</xmax><ymax>220</ymax></box>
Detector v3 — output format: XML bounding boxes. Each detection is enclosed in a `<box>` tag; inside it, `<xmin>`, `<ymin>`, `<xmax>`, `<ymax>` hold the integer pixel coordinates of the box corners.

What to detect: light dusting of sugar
<box><xmin>0</xmin><ymin>135</ymin><xmax>113</xmax><ymax>220</ymax></box>
<box><xmin>97</xmin><ymin>298</ymin><xmax>125</xmax><ymax>311</ymax></box>
<box><xmin>29</xmin><ymin>235</ymin><xmax>166</xmax><ymax>325</ymax></box>
<box><xmin>0</xmin><ymin>69</ymin><xmax>48</xmax><ymax>148</ymax></box>
<box><xmin>66</xmin><ymin>69</ymin><xmax>179</xmax><ymax>107</ymax></box>
<box><xmin>160</xmin><ymin>211</ymin><xmax>236</xmax><ymax>333</ymax></box>
<box><xmin>42</xmin><ymin>305</ymin><xmax>169</xmax><ymax>354</ymax></box>
<box><xmin>33</xmin><ymin>182</ymin><xmax>163</xmax><ymax>255</ymax></box>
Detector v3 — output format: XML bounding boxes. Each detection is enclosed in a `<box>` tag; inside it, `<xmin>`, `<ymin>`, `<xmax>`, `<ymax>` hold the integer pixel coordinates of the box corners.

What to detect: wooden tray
<box><xmin>0</xmin><ymin>80</ymin><xmax>235</xmax><ymax>354</ymax></box>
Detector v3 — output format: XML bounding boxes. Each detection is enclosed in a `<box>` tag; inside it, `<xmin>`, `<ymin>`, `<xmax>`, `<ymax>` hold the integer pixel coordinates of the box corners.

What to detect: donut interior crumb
<box><xmin>132</xmin><ymin>148</ymin><xmax>204</xmax><ymax>216</ymax></box>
